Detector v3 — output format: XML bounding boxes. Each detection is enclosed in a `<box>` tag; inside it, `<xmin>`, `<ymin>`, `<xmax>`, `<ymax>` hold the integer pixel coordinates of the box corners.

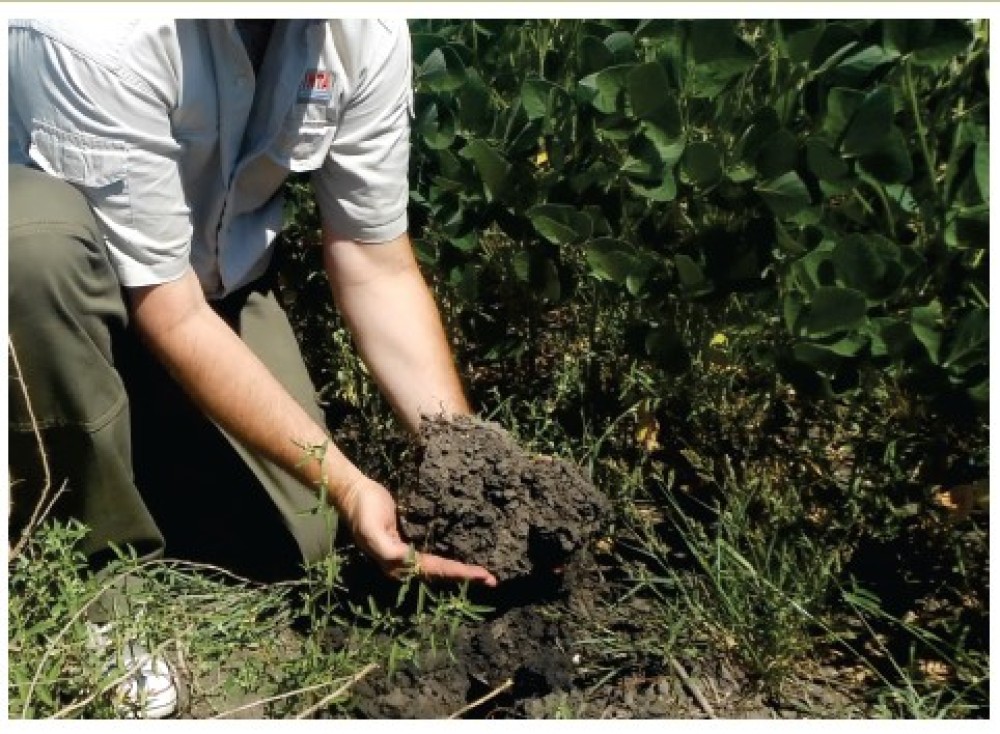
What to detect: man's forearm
<box><xmin>128</xmin><ymin>269</ymin><xmax>365</xmax><ymax>513</ymax></box>
<box><xmin>324</xmin><ymin>232</ymin><xmax>471</xmax><ymax>433</ymax></box>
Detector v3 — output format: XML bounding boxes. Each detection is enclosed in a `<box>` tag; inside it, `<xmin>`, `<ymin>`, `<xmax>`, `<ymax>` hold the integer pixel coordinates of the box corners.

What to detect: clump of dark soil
<box><xmin>399</xmin><ymin>415</ymin><xmax>610</xmax><ymax>582</ymax></box>
<box><xmin>348</xmin><ymin>416</ymin><xmax>616</xmax><ymax>718</ymax></box>
<box><xmin>348</xmin><ymin>555</ymin><xmax>610</xmax><ymax>719</ymax></box>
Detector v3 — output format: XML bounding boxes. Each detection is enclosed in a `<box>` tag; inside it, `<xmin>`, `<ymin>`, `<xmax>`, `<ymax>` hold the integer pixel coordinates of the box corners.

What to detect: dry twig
<box><xmin>447</xmin><ymin>677</ymin><xmax>514</xmax><ymax>719</ymax></box>
<box><xmin>293</xmin><ymin>663</ymin><xmax>378</xmax><ymax>720</ymax></box>
<box><xmin>668</xmin><ymin>655</ymin><xmax>716</xmax><ymax>719</ymax></box>
<box><xmin>8</xmin><ymin>336</ymin><xmax>65</xmax><ymax>562</ymax></box>
<box><xmin>208</xmin><ymin>672</ymin><xmax>366</xmax><ymax>720</ymax></box>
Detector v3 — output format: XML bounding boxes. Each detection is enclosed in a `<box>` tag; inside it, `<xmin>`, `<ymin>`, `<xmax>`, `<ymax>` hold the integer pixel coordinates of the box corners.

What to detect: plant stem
<box><xmin>904</xmin><ymin>60</ymin><xmax>940</xmax><ymax>207</ymax></box>
<box><xmin>865</xmin><ymin>176</ymin><xmax>897</xmax><ymax>241</ymax></box>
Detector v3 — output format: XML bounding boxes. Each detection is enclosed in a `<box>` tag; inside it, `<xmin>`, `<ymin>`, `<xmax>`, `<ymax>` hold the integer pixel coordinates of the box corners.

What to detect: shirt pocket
<box><xmin>28</xmin><ymin>121</ymin><xmax>133</xmax><ymax>225</ymax></box>
<box><xmin>270</xmin><ymin>107</ymin><xmax>337</xmax><ymax>173</ymax></box>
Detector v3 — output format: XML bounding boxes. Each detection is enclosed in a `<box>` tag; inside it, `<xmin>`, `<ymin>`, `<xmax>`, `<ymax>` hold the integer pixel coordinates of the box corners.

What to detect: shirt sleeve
<box><xmin>312</xmin><ymin>19</ymin><xmax>412</xmax><ymax>244</ymax></box>
<box><xmin>8</xmin><ymin>21</ymin><xmax>192</xmax><ymax>287</ymax></box>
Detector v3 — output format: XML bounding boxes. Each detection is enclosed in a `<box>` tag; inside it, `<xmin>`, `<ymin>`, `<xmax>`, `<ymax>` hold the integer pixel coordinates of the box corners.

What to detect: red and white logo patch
<box><xmin>298</xmin><ymin>69</ymin><xmax>332</xmax><ymax>103</ymax></box>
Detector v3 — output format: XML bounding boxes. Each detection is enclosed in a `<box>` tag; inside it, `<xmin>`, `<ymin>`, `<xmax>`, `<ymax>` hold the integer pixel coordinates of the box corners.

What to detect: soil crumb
<box><xmin>399</xmin><ymin>414</ymin><xmax>610</xmax><ymax>582</ymax></box>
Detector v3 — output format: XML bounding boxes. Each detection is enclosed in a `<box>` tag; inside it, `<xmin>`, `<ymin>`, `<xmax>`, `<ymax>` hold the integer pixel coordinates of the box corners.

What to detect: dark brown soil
<box><xmin>346</xmin><ymin>551</ymin><xmax>865</xmax><ymax>719</ymax></box>
<box><xmin>399</xmin><ymin>415</ymin><xmax>610</xmax><ymax>582</ymax></box>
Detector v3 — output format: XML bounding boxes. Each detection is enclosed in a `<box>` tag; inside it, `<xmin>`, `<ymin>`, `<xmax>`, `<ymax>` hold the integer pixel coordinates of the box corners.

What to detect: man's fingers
<box><xmin>365</xmin><ymin>523</ymin><xmax>497</xmax><ymax>587</ymax></box>
<box><xmin>411</xmin><ymin>552</ymin><xmax>498</xmax><ymax>587</ymax></box>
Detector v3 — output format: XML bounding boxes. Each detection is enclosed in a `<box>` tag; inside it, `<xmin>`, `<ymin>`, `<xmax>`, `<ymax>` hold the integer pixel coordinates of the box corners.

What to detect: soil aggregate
<box><xmin>399</xmin><ymin>414</ymin><xmax>611</xmax><ymax>582</ymax></box>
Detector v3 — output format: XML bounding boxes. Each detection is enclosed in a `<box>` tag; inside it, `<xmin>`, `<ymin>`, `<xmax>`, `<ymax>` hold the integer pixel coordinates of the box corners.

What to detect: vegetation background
<box><xmin>9</xmin><ymin>18</ymin><xmax>989</xmax><ymax>718</ymax></box>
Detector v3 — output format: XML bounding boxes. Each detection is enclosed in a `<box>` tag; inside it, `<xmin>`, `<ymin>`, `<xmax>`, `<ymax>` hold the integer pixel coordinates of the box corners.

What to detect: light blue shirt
<box><xmin>8</xmin><ymin>19</ymin><xmax>413</xmax><ymax>298</ymax></box>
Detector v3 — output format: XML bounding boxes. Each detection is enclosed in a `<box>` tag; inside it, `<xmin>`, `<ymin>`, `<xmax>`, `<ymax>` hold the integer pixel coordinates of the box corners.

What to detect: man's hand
<box><xmin>342</xmin><ymin>477</ymin><xmax>498</xmax><ymax>587</ymax></box>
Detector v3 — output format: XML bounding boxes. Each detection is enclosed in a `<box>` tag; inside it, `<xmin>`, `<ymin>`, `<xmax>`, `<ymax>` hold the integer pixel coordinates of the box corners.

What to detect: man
<box><xmin>8</xmin><ymin>18</ymin><xmax>497</xmax><ymax>713</ymax></box>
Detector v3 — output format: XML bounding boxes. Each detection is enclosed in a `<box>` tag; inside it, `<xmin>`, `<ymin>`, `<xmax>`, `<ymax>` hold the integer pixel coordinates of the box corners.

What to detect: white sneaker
<box><xmin>87</xmin><ymin>622</ymin><xmax>179</xmax><ymax>719</ymax></box>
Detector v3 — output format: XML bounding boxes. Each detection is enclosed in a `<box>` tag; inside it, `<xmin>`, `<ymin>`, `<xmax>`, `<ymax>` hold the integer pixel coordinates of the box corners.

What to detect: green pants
<box><xmin>8</xmin><ymin>164</ymin><xmax>336</xmax><ymax>581</ymax></box>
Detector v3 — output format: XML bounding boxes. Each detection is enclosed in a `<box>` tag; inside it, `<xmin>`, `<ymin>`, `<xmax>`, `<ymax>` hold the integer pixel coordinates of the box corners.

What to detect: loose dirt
<box><xmin>345</xmin><ymin>416</ymin><xmax>865</xmax><ymax>719</ymax></box>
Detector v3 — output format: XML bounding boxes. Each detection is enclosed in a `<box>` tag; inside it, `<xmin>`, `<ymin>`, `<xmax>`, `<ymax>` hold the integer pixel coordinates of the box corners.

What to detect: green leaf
<box><xmin>412</xmin><ymin>237</ymin><xmax>437</xmax><ymax>266</ymax></box>
<box><xmin>526</xmin><ymin>204</ymin><xmax>593</xmax><ymax>245</ymax></box>
<box><xmin>415</xmin><ymin>100</ymin><xmax>456</xmax><ymax>150</ymax></box>
<box><xmin>843</xmin><ymin>585</ymin><xmax>885</xmax><ymax>614</ymax></box>
<box><xmin>410</xmin><ymin>33</ymin><xmax>448</xmax><ymax>64</ymax></box>
<box><xmin>687</xmin><ymin>20</ymin><xmax>755</xmax><ymax>97</ymax></box>
<box><xmin>448</xmin><ymin>231</ymin><xmax>478</xmax><ymax>253</ymax></box>
<box><xmin>448</xmin><ymin>263</ymin><xmax>480</xmax><ymax>301</ymax></box>
<box><xmin>626</xmin><ymin>272</ymin><xmax>651</xmax><ymax>297</ymax></box>
<box><xmin>829</xmin><ymin>45</ymin><xmax>900</xmax><ymax>88</ymax></box>
<box><xmin>635</xmin><ymin>19</ymin><xmax>680</xmax><ymax>43</ymax></box>
<box><xmin>868</xmin><ymin>316</ymin><xmax>915</xmax><ymax>359</ymax></box>
<box><xmin>682</xmin><ymin>141</ymin><xmax>723</xmax><ymax>188</ymax></box>
<box><xmin>628</xmin><ymin>169</ymin><xmax>678</xmax><ymax>202</ymax></box>
<box><xmin>824</xmin><ymin>87</ymin><xmax>866</xmax><ymax>138</ymax></box>
<box><xmin>571</xmin><ymin>160</ymin><xmax>615</xmax><ymax>195</ymax></box>
<box><xmin>806</xmin><ymin>138</ymin><xmax>851</xmax><ymax>182</ymax></box>
<box><xmin>841</xmin><ymin>86</ymin><xmax>893</xmax><ymax>157</ymax></box>
<box><xmin>537</xmin><ymin>256</ymin><xmax>562</xmax><ymax>303</ymax></box>
<box><xmin>945</xmin><ymin>203</ymin><xmax>989</xmax><ymax>249</ymax></box>
<box><xmin>858</xmin><ymin>126</ymin><xmax>913</xmax><ymax>184</ymax></box>
<box><xmin>755</xmin><ymin>129</ymin><xmax>798</xmax><ymax>179</ymax></box>
<box><xmin>784</xmin><ymin>291</ymin><xmax>805</xmax><ymax>331</ymax></box>
<box><xmin>830</xmin><ymin>234</ymin><xmax>902</xmax><ymax>301</ymax></box>
<box><xmin>459</xmin><ymin>139</ymin><xmax>511</xmax><ymax>202</ymax></box>
<box><xmin>624</xmin><ymin>131</ymin><xmax>675</xmax><ymax>180</ymax></box>
<box><xmin>578</xmin><ymin>64</ymin><xmax>634</xmax><ymax>114</ymax></box>
<box><xmin>513</xmin><ymin>250</ymin><xmax>530</xmax><ymax>282</ymax></box>
<box><xmin>825</xmin><ymin>331</ymin><xmax>870</xmax><ymax>357</ymax></box>
<box><xmin>628</xmin><ymin>62</ymin><xmax>681</xmax><ymax>135</ymax></box>
<box><xmin>514</xmin><ymin>250</ymin><xmax>562</xmax><ymax>303</ymax></box>
<box><xmin>605</xmin><ymin>30</ymin><xmax>636</xmax><ymax>61</ymax></box>
<box><xmin>621</xmin><ymin>154</ymin><xmax>656</xmax><ymax>180</ymax></box>
<box><xmin>782</xmin><ymin>22</ymin><xmax>825</xmax><ymax>63</ymax></box>
<box><xmin>689</xmin><ymin>20</ymin><xmax>755</xmax><ymax>67</ymax></box>
<box><xmin>737</xmin><ymin>107</ymin><xmax>782</xmax><ymax>164</ymax></box>
<box><xmin>882</xmin><ymin>20</ymin><xmax>937</xmax><ymax>56</ymax></box>
<box><xmin>584</xmin><ymin>238</ymin><xmax>641</xmax><ymax>284</ymax></box>
<box><xmin>974</xmin><ymin>142</ymin><xmax>988</xmax><ymax>202</ymax></box>
<box><xmin>643</xmin><ymin>125</ymin><xmax>686</xmax><ymax>165</ymax></box>
<box><xmin>911</xmin><ymin>20</ymin><xmax>975</xmax><ymax>67</ymax></box>
<box><xmin>521</xmin><ymin>78</ymin><xmax>567</xmax><ymax>121</ymax></box>
<box><xmin>755</xmin><ymin>172</ymin><xmax>812</xmax><ymax>218</ymax></box>
<box><xmin>674</xmin><ymin>253</ymin><xmax>713</xmax><ymax>297</ymax></box>
<box><xmin>911</xmin><ymin>300</ymin><xmax>943</xmax><ymax>364</ymax></box>
<box><xmin>578</xmin><ymin>34</ymin><xmax>614</xmax><ymax>75</ymax></box>
<box><xmin>457</xmin><ymin>69</ymin><xmax>492</xmax><ymax>135</ymax></box>
<box><xmin>942</xmin><ymin>309</ymin><xmax>988</xmax><ymax>375</ymax></box>
<box><xmin>793</xmin><ymin>341</ymin><xmax>843</xmax><ymax>374</ymax></box>
<box><xmin>417</xmin><ymin>46</ymin><xmax>466</xmax><ymax>93</ymax></box>
<box><xmin>809</xmin><ymin>23</ymin><xmax>860</xmax><ymax>72</ymax></box>
<box><xmin>966</xmin><ymin>378</ymin><xmax>989</xmax><ymax>403</ymax></box>
<box><xmin>802</xmin><ymin>286</ymin><xmax>868</xmax><ymax>337</ymax></box>
<box><xmin>775</xmin><ymin>220</ymin><xmax>808</xmax><ymax>257</ymax></box>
